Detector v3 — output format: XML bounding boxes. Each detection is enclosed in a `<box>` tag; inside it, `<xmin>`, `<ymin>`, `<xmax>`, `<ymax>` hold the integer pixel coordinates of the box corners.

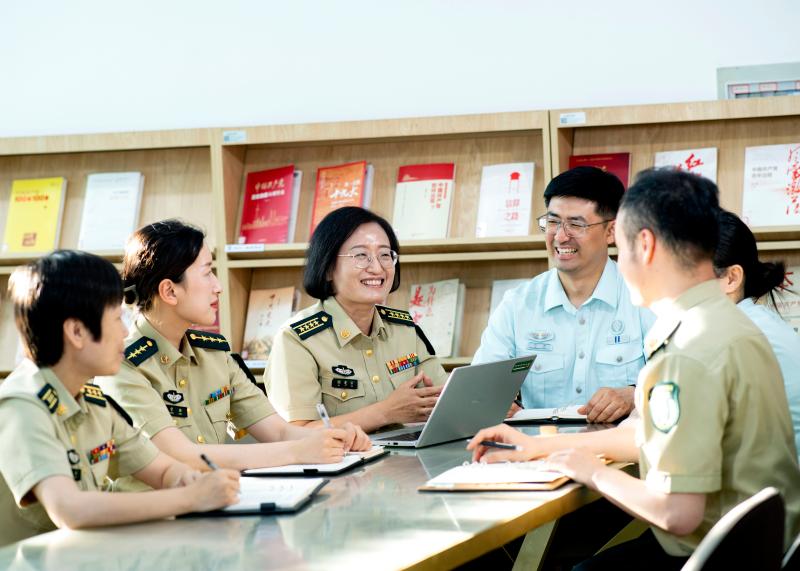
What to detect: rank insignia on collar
<box><xmin>125</xmin><ymin>337</ymin><xmax>158</xmax><ymax>366</ymax></box>
<box><xmin>376</xmin><ymin>305</ymin><xmax>414</xmax><ymax>326</ymax></box>
<box><xmin>37</xmin><ymin>384</ymin><xmax>59</xmax><ymax>414</ymax></box>
<box><xmin>290</xmin><ymin>311</ymin><xmax>333</xmax><ymax>340</ymax></box>
<box><xmin>81</xmin><ymin>383</ymin><xmax>107</xmax><ymax>407</ymax></box>
<box><xmin>187</xmin><ymin>330</ymin><xmax>230</xmax><ymax>351</ymax></box>
<box><xmin>332</xmin><ymin>378</ymin><xmax>358</xmax><ymax>389</ymax></box>
<box><xmin>67</xmin><ymin>449</ymin><xmax>80</xmax><ymax>465</ymax></box>
<box><xmin>204</xmin><ymin>385</ymin><xmax>232</xmax><ymax>405</ymax></box>
<box><xmin>89</xmin><ymin>439</ymin><xmax>117</xmax><ymax>465</ymax></box>
<box><xmin>332</xmin><ymin>364</ymin><xmax>354</xmax><ymax>377</ymax></box>
<box><xmin>163</xmin><ymin>389</ymin><xmax>184</xmax><ymax>404</ymax></box>
<box><xmin>386</xmin><ymin>352</ymin><xmax>420</xmax><ymax>375</ymax></box>
<box><xmin>167</xmin><ymin>404</ymin><xmax>188</xmax><ymax>418</ymax></box>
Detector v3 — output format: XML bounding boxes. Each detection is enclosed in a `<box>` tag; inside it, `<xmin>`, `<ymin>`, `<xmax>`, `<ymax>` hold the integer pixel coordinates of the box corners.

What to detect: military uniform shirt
<box><xmin>738</xmin><ymin>297</ymin><xmax>800</xmax><ymax>458</ymax></box>
<box><xmin>96</xmin><ymin>315</ymin><xmax>275</xmax><ymax>446</ymax></box>
<box><xmin>473</xmin><ymin>258</ymin><xmax>655</xmax><ymax>408</ymax></box>
<box><xmin>0</xmin><ymin>360</ymin><xmax>158</xmax><ymax>546</ymax></box>
<box><xmin>264</xmin><ymin>297</ymin><xmax>448</xmax><ymax>422</ymax></box>
<box><xmin>635</xmin><ymin>280</ymin><xmax>800</xmax><ymax>556</ymax></box>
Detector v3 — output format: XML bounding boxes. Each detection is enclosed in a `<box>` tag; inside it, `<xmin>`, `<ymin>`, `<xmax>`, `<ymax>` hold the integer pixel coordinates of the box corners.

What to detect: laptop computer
<box><xmin>370</xmin><ymin>355</ymin><xmax>535</xmax><ymax>448</ymax></box>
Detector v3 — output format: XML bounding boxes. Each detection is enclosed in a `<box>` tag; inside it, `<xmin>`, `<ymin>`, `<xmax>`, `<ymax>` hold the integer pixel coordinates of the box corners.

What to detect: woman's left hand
<box><xmin>341</xmin><ymin>422</ymin><xmax>372</xmax><ymax>451</ymax></box>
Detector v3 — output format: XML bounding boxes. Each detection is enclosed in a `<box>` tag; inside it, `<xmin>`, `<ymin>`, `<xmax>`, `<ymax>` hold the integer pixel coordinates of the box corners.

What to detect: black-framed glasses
<box><xmin>537</xmin><ymin>215</ymin><xmax>613</xmax><ymax>238</ymax></box>
<box><xmin>338</xmin><ymin>248</ymin><xmax>398</xmax><ymax>269</ymax></box>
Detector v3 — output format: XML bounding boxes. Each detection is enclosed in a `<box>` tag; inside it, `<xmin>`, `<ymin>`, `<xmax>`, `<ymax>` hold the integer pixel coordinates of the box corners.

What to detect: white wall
<box><xmin>1</xmin><ymin>0</ymin><xmax>799</xmax><ymax>137</ymax></box>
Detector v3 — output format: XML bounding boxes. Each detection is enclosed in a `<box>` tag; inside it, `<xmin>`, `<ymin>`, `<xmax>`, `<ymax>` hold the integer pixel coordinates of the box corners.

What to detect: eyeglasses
<box><xmin>338</xmin><ymin>248</ymin><xmax>398</xmax><ymax>269</ymax></box>
<box><xmin>537</xmin><ymin>215</ymin><xmax>613</xmax><ymax>238</ymax></box>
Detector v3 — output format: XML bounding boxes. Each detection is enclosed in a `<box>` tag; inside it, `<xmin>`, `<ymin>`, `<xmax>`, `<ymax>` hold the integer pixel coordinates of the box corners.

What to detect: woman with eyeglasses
<box><xmin>713</xmin><ymin>210</ymin><xmax>800</xmax><ymax>457</ymax></box>
<box><xmin>264</xmin><ymin>207</ymin><xmax>448</xmax><ymax>433</ymax></box>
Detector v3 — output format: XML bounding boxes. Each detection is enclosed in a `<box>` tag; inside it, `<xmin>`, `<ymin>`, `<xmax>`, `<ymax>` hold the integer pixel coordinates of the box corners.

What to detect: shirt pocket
<box><xmin>320</xmin><ymin>378</ymin><xmax>366</xmax><ymax>416</ymax></box>
<box><xmin>595</xmin><ymin>343</ymin><xmax>645</xmax><ymax>386</ymax></box>
<box><xmin>203</xmin><ymin>397</ymin><xmax>231</xmax><ymax>443</ymax></box>
<box><xmin>530</xmin><ymin>352</ymin><xmax>566</xmax><ymax>397</ymax></box>
<box><xmin>88</xmin><ymin>458</ymin><xmax>112</xmax><ymax>491</ymax></box>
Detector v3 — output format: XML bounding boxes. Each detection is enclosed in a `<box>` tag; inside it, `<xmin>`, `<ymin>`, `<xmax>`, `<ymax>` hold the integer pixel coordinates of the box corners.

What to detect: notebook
<box><xmin>242</xmin><ymin>446</ymin><xmax>388</xmax><ymax>476</ymax></box>
<box><xmin>180</xmin><ymin>477</ymin><xmax>327</xmax><ymax>516</ymax></box>
<box><xmin>505</xmin><ymin>405</ymin><xmax>587</xmax><ymax>424</ymax></box>
<box><xmin>419</xmin><ymin>460</ymin><xmax>570</xmax><ymax>492</ymax></box>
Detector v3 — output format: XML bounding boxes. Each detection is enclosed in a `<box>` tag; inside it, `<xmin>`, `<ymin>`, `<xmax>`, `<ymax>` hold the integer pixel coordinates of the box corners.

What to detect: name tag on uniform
<box><xmin>332</xmin><ymin>378</ymin><xmax>358</xmax><ymax>389</ymax></box>
<box><xmin>607</xmin><ymin>334</ymin><xmax>630</xmax><ymax>345</ymax></box>
<box><xmin>527</xmin><ymin>341</ymin><xmax>553</xmax><ymax>352</ymax></box>
<box><xmin>167</xmin><ymin>404</ymin><xmax>188</xmax><ymax>418</ymax></box>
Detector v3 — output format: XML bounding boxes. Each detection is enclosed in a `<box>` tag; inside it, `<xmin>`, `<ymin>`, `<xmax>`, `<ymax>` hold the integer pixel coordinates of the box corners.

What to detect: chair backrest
<box><xmin>783</xmin><ymin>531</ymin><xmax>800</xmax><ymax>570</ymax></box>
<box><xmin>682</xmin><ymin>487</ymin><xmax>785</xmax><ymax>571</ymax></box>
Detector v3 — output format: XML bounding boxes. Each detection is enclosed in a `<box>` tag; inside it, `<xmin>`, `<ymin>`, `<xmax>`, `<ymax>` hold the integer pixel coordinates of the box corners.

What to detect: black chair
<box><xmin>682</xmin><ymin>487</ymin><xmax>784</xmax><ymax>571</ymax></box>
<box><xmin>783</xmin><ymin>532</ymin><xmax>800</xmax><ymax>570</ymax></box>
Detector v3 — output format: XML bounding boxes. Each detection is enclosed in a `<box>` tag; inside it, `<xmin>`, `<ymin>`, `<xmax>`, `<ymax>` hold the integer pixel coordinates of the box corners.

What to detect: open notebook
<box><xmin>505</xmin><ymin>405</ymin><xmax>587</xmax><ymax>424</ymax></box>
<box><xmin>242</xmin><ymin>445</ymin><xmax>388</xmax><ymax>477</ymax></box>
<box><xmin>181</xmin><ymin>477</ymin><xmax>327</xmax><ymax>516</ymax></box>
<box><xmin>419</xmin><ymin>460</ymin><xmax>570</xmax><ymax>492</ymax></box>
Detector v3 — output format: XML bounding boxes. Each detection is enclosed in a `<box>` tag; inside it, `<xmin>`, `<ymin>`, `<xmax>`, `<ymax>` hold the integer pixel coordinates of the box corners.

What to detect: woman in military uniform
<box><xmin>264</xmin><ymin>207</ymin><xmax>448</xmax><ymax>433</ymax></box>
<box><xmin>0</xmin><ymin>251</ymin><xmax>239</xmax><ymax>547</ymax></box>
<box><xmin>96</xmin><ymin>220</ymin><xmax>370</xmax><ymax>477</ymax></box>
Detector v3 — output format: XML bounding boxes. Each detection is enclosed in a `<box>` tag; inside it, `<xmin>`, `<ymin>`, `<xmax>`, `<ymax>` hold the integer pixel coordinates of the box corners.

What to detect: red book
<box><xmin>309</xmin><ymin>161</ymin><xmax>373</xmax><ymax>235</ymax></box>
<box><xmin>568</xmin><ymin>153</ymin><xmax>631</xmax><ymax>188</ymax></box>
<box><xmin>237</xmin><ymin>165</ymin><xmax>301</xmax><ymax>244</ymax></box>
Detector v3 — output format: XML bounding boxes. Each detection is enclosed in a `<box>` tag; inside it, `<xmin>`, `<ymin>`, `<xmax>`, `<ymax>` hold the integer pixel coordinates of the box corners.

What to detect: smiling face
<box><xmin>545</xmin><ymin>196</ymin><xmax>615</xmax><ymax>276</ymax></box>
<box><xmin>330</xmin><ymin>222</ymin><xmax>395</xmax><ymax>308</ymax></box>
<box><xmin>172</xmin><ymin>244</ymin><xmax>222</xmax><ymax>326</ymax></box>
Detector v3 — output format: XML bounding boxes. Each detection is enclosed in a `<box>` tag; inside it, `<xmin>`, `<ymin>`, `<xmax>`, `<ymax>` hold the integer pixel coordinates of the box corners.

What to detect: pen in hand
<box><xmin>200</xmin><ymin>453</ymin><xmax>220</xmax><ymax>471</ymax></box>
<box><xmin>480</xmin><ymin>440</ymin><xmax>522</xmax><ymax>451</ymax></box>
<box><xmin>316</xmin><ymin>403</ymin><xmax>333</xmax><ymax>429</ymax></box>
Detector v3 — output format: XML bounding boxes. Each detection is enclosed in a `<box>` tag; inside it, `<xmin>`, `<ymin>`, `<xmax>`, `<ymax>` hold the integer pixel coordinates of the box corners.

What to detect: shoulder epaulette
<box><xmin>414</xmin><ymin>325</ymin><xmax>436</xmax><ymax>356</ymax></box>
<box><xmin>290</xmin><ymin>311</ymin><xmax>333</xmax><ymax>340</ymax></box>
<box><xmin>81</xmin><ymin>383</ymin><xmax>107</xmax><ymax>407</ymax></box>
<box><xmin>37</xmin><ymin>383</ymin><xmax>59</xmax><ymax>414</ymax></box>
<box><xmin>125</xmin><ymin>336</ymin><xmax>158</xmax><ymax>366</ymax></box>
<box><xmin>376</xmin><ymin>305</ymin><xmax>415</xmax><ymax>326</ymax></box>
<box><xmin>187</xmin><ymin>330</ymin><xmax>230</xmax><ymax>351</ymax></box>
<box><xmin>106</xmin><ymin>395</ymin><xmax>133</xmax><ymax>426</ymax></box>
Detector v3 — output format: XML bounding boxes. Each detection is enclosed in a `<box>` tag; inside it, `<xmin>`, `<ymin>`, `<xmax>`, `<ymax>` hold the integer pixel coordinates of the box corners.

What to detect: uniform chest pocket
<box><xmin>203</xmin><ymin>397</ymin><xmax>231</xmax><ymax>443</ymax></box>
<box><xmin>529</xmin><ymin>353</ymin><xmax>566</xmax><ymax>399</ymax></box>
<box><xmin>595</xmin><ymin>343</ymin><xmax>644</xmax><ymax>386</ymax></box>
<box><xmin>320</xmin><ymin>378</ymin><xmax>366</xmax><ymax>416</ymax></box>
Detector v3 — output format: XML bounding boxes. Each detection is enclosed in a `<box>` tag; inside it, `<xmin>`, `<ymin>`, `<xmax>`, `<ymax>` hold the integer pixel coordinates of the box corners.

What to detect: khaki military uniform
<box><xmin>0</xmin><ymin>360</ymin><xmax>158</xmax><ymax>546</ymax></box>
<box><xmin>634</xmin><ymin>280</ymin><xmax>800</xmax><ymax>556</ymax></box>
<box><xmin>264</xmin><ymin>298</ymin><xmax>448</xmax><ymax>421</ymax></box>
<box><xmin>96</xmin><ymin>315</ymin><xmax>275</xmax><ymax>447</ymax></box>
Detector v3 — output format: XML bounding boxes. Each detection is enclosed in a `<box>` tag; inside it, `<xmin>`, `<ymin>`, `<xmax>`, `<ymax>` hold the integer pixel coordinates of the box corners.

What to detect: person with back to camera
<box><xmin>96</xmin><ymin>219</ymin><xmax>371</xmax><ymax>485</ymax></box>
<box><xmin>0</xmin><ymin>251</ymin><xmax>239</xmax><ymax>547</ymax></box>
<box><xmin>264</xmin><ymin>207</ymin><xmax>448</xmax><ymax>433</ymax></box>
<box><xmin>713</xmin><ymin>209</ymin><xmax>800</xmax><ymax>457</ymax></box>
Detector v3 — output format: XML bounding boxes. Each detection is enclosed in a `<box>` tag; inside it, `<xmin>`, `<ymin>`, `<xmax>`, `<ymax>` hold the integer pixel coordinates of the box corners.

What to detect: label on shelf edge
<box><xmin>244</xmin><ymin>359</ymin><xmax>267</xmax><ymax>370</ymax></box>
<box><xmin>559</xmin><ymin>112</ymin><xmax>586</xmax><ymax>125</ymax></box>
<box><xmin>225</xmin><ymin>243</ymin><xmax>266</xmax><ymax>253</ymax></box>
<box><xmin>222</xmin><ymin>130</ymin><xmax>247</xmax><ymax>143</ymax></box>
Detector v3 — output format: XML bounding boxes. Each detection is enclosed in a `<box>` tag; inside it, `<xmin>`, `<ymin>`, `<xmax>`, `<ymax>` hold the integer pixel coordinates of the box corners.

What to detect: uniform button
<box><xmin>160</xmin><ymin>355</ymin><xmax>170</xmax><ymax>365</ymax></box>
<box><xmin>70</xmin><ymin>434</ymin><xmax>77</xmax><ymax>444</ymax></box>
<box><xmin>534</xmin><ymin>364</ymin><xmax>541</xmax><ymax>371</ymax></box>
<box><xmin>225</xmin><ymin>412</ymin><xmax>233</xmax><ymax>421</ymax></box>
<box><xmin>57</xmin><ymin>404</ymin><xmax>67</xmax><ymax>416</ymax></box>
<box><xmin>197</xmin><ymin>435</ymin><xmax>205</xmax><ymax>443</ymax></box>
<box><xmin>372</xmin><ymin>375</ymin><xmax>380</xmax><ymax>383</ymax></box>
<box><xmin>178</xmin><ymin>379</ymin><xmax>187</xmax><ymax>388</ymax></box>
<box><xmin>341</xmin><ymin>391</ymin><xmax>348</xmax><ymax>399</ymax></box>
<box><xmin>578</xmin><ymin>351</ymin><xmax>585</xmax><ymax>359</ymax></box>
<box><xmin>365</xmin><ymin>349</ymin><xmax>373</xmax><ymax>357</ymax></box>
<box><xmin>616</xmin><ymin>356</ymin><xmax>623</xmax><ymax>363</ymax></box>
<box><xmin>340</xmin><ymin>329</ymin><xmax>350</xmax><ymax>339</ymax></box>
<box><xmin>173</xmin><ymin>419</ymin><xmax>178</xmax><ymax>426</ymax></box>
<box><xmin>187</xmin><ymin>407</ymin><xmax>192</xmax><ymax>416</ymax></box>
<box><xmin>579</xmin><ymin>318</ymin><xmax>586</xmax><ymax>325</ymax></box>
<box><xmin>576</xmin><ymin>387</ymin><xmax>583</xmax><ymax>394</ymax></box>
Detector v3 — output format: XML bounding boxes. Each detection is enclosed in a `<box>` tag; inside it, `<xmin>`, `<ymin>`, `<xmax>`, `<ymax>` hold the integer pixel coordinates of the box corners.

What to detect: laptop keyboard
<box><xmin>378</xmin><ymin>430</ymin><xmax>422</xmax><ymax>442</ymax></box>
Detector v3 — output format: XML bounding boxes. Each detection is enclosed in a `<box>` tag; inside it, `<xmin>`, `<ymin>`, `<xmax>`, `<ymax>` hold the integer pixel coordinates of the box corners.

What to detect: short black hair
<box><xmin>9</xmin><ymin>250</ymin><xmax>123</xmax><ymax>367</ymax></box>
<box><xmin>543</xmin><ymin>166</ymin><xmax>625</xmax><ymax>219</ymax></box>
<box><xmin>122</xmin><ymin>219</ymin><xmax>205</xmax><ymax>311</ymax></box>
<box><xmin>620</xmin><ymin>168</ymin><xmax>719</xmax><ymax>268</ymax></box>
<box><xmin>304</xmin><ymin>207</ymin><xmax>401</xmax><ymax>300</ymax></box>
<box><xmin>714</xmin><ymin>210</ymin><xmax>786</xmax><ymax>304</ymax></box>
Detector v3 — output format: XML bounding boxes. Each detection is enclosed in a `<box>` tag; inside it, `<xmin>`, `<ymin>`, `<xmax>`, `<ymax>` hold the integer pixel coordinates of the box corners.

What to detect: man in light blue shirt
<box><xmin>473</xmin><ymin>167</ymin><xmax>655</xmax><ymax>422</ymax></box>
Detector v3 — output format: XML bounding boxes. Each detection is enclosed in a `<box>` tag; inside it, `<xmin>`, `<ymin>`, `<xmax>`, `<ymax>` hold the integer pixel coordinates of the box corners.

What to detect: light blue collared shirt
<box><xmin>472</xmin><ymin>258</ymin><xmax>655</xmax><ymax>408</ymax></box>
<box><xmin>738</xmin><ymin>297</ymin><xmax>800</xmax><ymax>458</ymax></box>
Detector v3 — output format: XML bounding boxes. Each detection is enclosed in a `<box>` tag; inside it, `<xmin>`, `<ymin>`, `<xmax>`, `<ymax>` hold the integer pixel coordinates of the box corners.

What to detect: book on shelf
<box><xmin>418</xmin><ymin>460</ymin><xmax>570</xmax><ymax>492</ymax></box>
<box><xmin>77</xmin><ymin>172</ymin><xmax>144</xmax><ymax>251</ymax></box>
<box><xmin>309</xmin><ymin>161</ymin><xmax>373</xmax><ymax>236</ymax></box>
<box><xmin>568</xmin><ymin>153</ymin><xmax>630</xmax><ymax>188</ymax></box>
<box><xmin>241</xmin><ymin>286</ymin><xmax>300</xmax><ymax>368</ymax></box>
<box><xmin>741</xmin><ymin>143</ymin><xmax>800</xmax><ymax>227</ymax></box>
<box><xmin>475</xmin><ymin>162</ymin><xmax>535</xmax><ymax>238</ymax></box>
<box><xmin>392</xmin><ymin>163</ymin><xmax>455</xmax><ymax>241</ymax></box>
<box><xmin>489</xmin><ymin>278</ymin><xmax>529</xmax><ymax>315</ymax></box>
<box><xmin>505</xmin><ymin>405</ymin><xmax>587</xmax><ymax>424</ymax></box>
<box><xmin>653</xmin><ymin>148</ymin><xmax>717</xmax><ymax>183</ymax></box>
<box><xmin>2</xmin><ymin>177</ymin><xmax>67</xmax><ymax>254</ymax></box>
<box><xmin>242</xmin><ymin>445</ymin><xmax>388</xmax><ymax>476</ymax></box>
<box><xmin>237</xmin><ymin>165</ymin><xmax>302</xmax><ymax>245</ymax></box>
<box><xmin>774</xmin><ymin>266</ymin><xmax>800</xmax><ymax>334</ymax></box>
<box><xmin>408</xmin><ymin>278</ymin><xmax>465</xmax><ymax>358</ymax></box>
<box><xmin>181</xmin><ymin>477</ymin><xmax>327</xmax><ymax>516</ymax></box>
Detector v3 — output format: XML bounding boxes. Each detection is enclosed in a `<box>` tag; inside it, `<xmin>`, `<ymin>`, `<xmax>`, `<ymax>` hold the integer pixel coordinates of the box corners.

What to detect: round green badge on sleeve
<box><xmin>649</xmin><ymin>381</ymin><xmax>680</xmax><ymax>433</ymax></box>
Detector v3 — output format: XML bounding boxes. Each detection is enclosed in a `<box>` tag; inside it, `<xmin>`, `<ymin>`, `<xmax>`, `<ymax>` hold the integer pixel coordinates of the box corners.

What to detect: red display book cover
<box><xmin>238</xmin><ymin>165</ymin><xmax>296</xmax><ymax>244</ymax></box>
<box><xmin>568</xmin><ymin>153</ymin><xmax>631</xmax><ymax>188</ymax></box>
